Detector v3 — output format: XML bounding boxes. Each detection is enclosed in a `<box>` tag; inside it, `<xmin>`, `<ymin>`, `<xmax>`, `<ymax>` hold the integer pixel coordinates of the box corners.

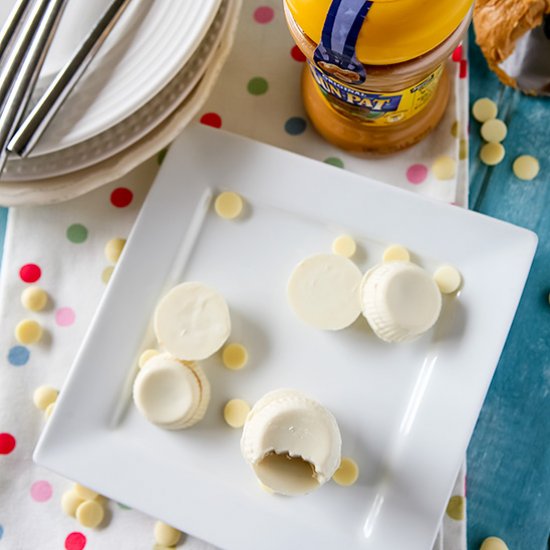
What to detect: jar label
<box><xmin>313</xmin><ymin>0</ymin><xmax>373</xmax><ymax>85</ymax></box>
<box><xmin>308</xmin><ymin>62</ymin><xmax>444</xmax><ymax>125</ymax></box>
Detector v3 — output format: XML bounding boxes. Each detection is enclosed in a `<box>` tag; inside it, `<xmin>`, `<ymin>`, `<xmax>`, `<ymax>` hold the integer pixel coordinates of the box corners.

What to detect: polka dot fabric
<box><xmin>0</xmin><ymin>162</ymin><xmax>160</xmax><ymax>549</ymax></box>
<box><xmin>0</xmin><ymin>3</ymin><xmax>469</xmax><ymax>549</ymax></box>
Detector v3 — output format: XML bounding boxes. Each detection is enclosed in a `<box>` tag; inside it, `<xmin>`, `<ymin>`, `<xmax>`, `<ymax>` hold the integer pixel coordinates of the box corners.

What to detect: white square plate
<box><xmin>35</xmin><ymin>125</ymin><xmax>537</xmax><ymax>550</ymax></box>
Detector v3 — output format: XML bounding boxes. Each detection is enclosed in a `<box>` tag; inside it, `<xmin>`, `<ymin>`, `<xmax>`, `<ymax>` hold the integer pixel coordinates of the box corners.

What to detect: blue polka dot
<box><xmin>0</xmin><ymin>524</ymin><xmax>4</xmax><ymax>539</ymax></box>
<box><xmin>8</xmin><ymin>346</ymin><xmax>29</xmax><ymax>366</ymax></box>
<box><xmin>285</xmin><ymin>117</ymin><xmax>307</xmax><ymax>136</ymax></box>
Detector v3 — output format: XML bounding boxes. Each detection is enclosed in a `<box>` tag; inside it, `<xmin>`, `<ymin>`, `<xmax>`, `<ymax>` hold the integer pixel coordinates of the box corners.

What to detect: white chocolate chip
<box><xmin>61</xmin><ymin>490</ymin><xmax>84</xmax><ymax>517</ymax></box>
<box><xmin>433</xmin><ymin>265</ymin><xmax>462</xmax><ymax>294</ymax></box>
<box><xmin>73</xmin><ymin>483</ymin><xmax>99</xmax><ymax>501</ymax></box>
<box><xmin>480</xmin><ymin>119</ymin><xmax>507</xmax><ymax>143</ymax></box>
<box><xmin>513</xmin><ymin>155</ymin><xmax>539</xmax><ymax>181</ymax></box>
<box><xmin>138</xmin><ymin>349</ymin><xmax>160</xmax><ymax>368</ymax></box>
<box><xmin>432</xmin><ymin>155</ymin><xmax>457</xmax><ymax>180</ymax></box>
<box><xmin>480</xmin><ymin>142</ymin><xmax>505</xmax><ymax>166</ymax></box>
<box><xmin>21</xmin><ymin>286</ymin><xmax>48</xmax><ymax>312</ymax></box>
<box><xmin>154</xmin><ymin>521</ymin><xmax>182</xmax><ymax>546</ymax></box>
<box><xmin>332</xmin><ymin>457</ymin><xmax>359</xmax><ymax>486</ymax></box>
<box><xmin>472</xmin><ymin>98</ymin><xmax>498</xmax><ymax>122</ymax></box>
<box><xmin>33</xmin><ymin>386</ymin><xmax>58</xmax><ymax>411</ymax></box>
<box><xmin>104</xmin><ymin>238</ymin><xmax>126</xmax><ymax>263</ymax></box>
<box><xmin>214</xmin><ymin>192</ymin><xmax>244</xmax><ymax>220</ymax></box>
<box><xmin>480</xmin><ymin>537</ymin><xmax>509</xmax><ymax>550</ymax></box>
<box><xmin>332</xmin><ymin>235</ymin><xmax>357</xmax><ymax>258</ymax></box>
<box><xmin>224</xmin><ymin>399</ymin><xmax>251</xmax><ymax>428</ymax></box>
<box><xmin>383</xmin><ymin>244</ymin><xmax>410</xmax><ymax>263</ymax></box>
<box><xmin>15</xmin><ymin>319</ymin><xmax>43</xmax><ymax>344</ymax></box>
<box><xmin>76</xmin><ymin>500</ymin><xmax>104</xmax><ymax>529</ymax></box>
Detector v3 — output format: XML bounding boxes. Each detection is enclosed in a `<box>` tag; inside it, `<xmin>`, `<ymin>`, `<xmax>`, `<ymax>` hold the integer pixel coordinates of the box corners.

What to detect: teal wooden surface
<box><xmin>0</xmin><ymin>29</ymin><xmax>547</xmax><ymax>550</ymax></box>
<box><xmin>467</xmin><ymin>29</ymin><xmax>550</xmax><ymax>550</ymax></box>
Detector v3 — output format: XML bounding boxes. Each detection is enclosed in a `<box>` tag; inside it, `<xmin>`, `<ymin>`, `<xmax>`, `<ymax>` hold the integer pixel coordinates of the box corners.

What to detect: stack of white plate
<box><xmin>0</xmin><ymin>0</ymin><xmax>241</xmax><ymax>205</ymax></box>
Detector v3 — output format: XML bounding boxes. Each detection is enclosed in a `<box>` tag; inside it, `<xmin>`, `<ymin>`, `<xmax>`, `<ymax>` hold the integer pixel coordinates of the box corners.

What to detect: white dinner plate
<box><xmin>3</xmin><ymin>0</ymin><xmax>231</xmax><ymax>181</ymax></box>
<box><xmin>35</xmin><ymin>125</ymin><xmax>537</xmax><ymax>550</ymax></box>
<box><xmin>0</xmin><ymin>0</ymin><xmax>221</xmax><ymax>155</ymax></box>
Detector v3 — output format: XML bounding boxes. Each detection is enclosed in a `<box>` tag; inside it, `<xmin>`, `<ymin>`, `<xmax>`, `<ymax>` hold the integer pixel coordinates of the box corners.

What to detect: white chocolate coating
<box><xmin>154</xmin><ymin>282</ymin><xmax>231</xmax><ymax>361</ymax></box>
<box><xmin>287</xmin><ymin>254</ymin><xmax>362</xmax><ymax>330</ymax></box>
<box><xmin>133</xmin><ymin>354</ymin><xmax>202</xmax><ymax>426</ymax></box>
<box><xmin>241</xmin><ymin>389</ymin><xmax>341</xmax><ymax>496</ymax></box>
<box><xmin>161</xmin><ymin>361</ymin><xmax>210</xmax><ymax>430</ymax></box>
<box><xmin>360</xmin><ymin>261</ymin><xmax>442</xmax><ymax>342</ymax></box>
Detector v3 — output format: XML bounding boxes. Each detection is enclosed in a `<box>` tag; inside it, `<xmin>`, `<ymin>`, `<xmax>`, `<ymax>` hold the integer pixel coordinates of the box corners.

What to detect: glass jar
<box><xmin>284</xmin><ymin>0</ymin><xmax>474</xmax><ymax>154</ymax></box>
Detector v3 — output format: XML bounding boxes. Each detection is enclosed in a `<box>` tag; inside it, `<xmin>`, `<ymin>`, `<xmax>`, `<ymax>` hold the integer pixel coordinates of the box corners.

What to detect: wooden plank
<box><xmin>467</xmin><ymin>28</ymin><xmax>550</xmax><ymax>550</ymax></box>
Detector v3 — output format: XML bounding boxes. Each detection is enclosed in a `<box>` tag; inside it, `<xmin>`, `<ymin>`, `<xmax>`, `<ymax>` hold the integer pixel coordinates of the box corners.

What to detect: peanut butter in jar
<box><xmin>284</xmin><ymin>0</ymin><xmax>474</xmax><ymax>154</ymax></box>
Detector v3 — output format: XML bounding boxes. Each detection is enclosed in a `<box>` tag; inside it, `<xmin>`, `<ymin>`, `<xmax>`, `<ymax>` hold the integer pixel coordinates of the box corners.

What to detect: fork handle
<box><xmin>0</xmin><ymin>0</ymin><xmax>32</xmax><ymax>61</ymax></box>
<box><xmin>8</xmin><ymin>0</ymin><xmax>133</xmax><ymax>158</ymax></box>
<box><xmin>0</xmin><ymin>0</ymin><xmax>69</xmax><ymax>173</ymax></box>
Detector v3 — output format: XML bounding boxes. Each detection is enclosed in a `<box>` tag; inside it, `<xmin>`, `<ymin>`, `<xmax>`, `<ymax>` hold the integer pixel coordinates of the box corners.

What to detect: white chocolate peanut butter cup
<box><xmin>287</xmin><ymin>253</ymin><xmax>362</xmax><ymax>331</ymax></box>
<box><xmin>360</xmin><ymin>261</ymin><xmax>442</xmax><ymax>343</ymax></box>
<box><xmin>163</xmin><ymin>361</ymin><xmax>210</xmax><ymax>430</ymax></box>
<box><xmin>241</xmin><ymin>389</ymin><xmax>341</xmax><ymax>496</ymax></box>
<box><xmin>154</xmin><ymin>282</ymin><xmax>231</xmax><ymax>361</ymax></box>
<box><xmin>133</xmin><ymin>354</ymin><xmax>210</xmax><ymax>429</ymax></box>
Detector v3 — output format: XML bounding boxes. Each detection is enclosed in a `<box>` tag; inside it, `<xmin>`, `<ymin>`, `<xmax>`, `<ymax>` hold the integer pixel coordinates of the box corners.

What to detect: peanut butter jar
<box><xmin>284</xmin><ymin>0</ymin><xmax>474</xmax><ymax>154</ymax></box>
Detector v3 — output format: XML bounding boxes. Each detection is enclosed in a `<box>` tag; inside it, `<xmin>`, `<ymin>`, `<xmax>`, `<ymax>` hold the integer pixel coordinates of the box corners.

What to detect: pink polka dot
<box><xmin>55</xmin><ymin>307</ymin><xmax>75</xmax><ymax>327</ymax></box>
<box><xmin>19</xmin><ymin>263</ymin><xmax>41</xmax><ymax>283</ymax></box>
<box><xmin>291</xmin><ymin>45</ymin><xmax>306</xmax><ymax>62</ymax></box>
<box><xmin>65</xmin><ymin>532</ymin><xmax>86</xmax><ymax>550</ymax></box>
<box><xmin>406</xmin><ymin>164</ymin><xmax>428</xmax><ymax>184</ymax></box>
<box><xmin>0</xmin><ymin>433</ymin><xmax>16</xmax><ymax>455</ymax></box>
<box><xmin>30</xmin><ymin>480</ymin><xmax>52</xmax><ymax>502</ymax></box>
<box><xmin>254</xmin><ymin>6</ymin><xmax>274</xmax><ymax>24</ymax></box>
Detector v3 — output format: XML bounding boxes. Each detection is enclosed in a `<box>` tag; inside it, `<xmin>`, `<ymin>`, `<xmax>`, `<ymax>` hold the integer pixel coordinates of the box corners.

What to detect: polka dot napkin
<box><xmin>0</xmin><ymin>2</ymin><xmax>468</xmax><ymax>549</ymax></box>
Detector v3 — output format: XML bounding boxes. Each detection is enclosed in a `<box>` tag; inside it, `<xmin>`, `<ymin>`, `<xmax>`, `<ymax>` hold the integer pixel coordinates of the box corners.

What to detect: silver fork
<box><xmin>0</xmin><ymin>0</ymin><xmax>132</xmax><ymax>174</ymax></box>
<box><xmin>0</xmin><ymin>0</ymin><xmax>69</xmax><ymax>173</ymax></box>
<box><xmin>8</xmin><ymin>0</ymin><xmax>132</xmax><ymax>158</ymax></box>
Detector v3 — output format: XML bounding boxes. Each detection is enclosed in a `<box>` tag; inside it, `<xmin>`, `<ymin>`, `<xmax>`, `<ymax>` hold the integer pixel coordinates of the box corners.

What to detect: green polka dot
<box><xmin>247</xmin><ymin>77</ymin><xmax>268</xmax><ymax>95</ymax></box>
<box><xmin>446</xmin><ymin>495</ymin><xmax>465</xmax><ymax>520</ymax></box>
<box><xmin>66</xmin><ymin>223</ymin><xmax>88</xmax><ymax>243</ymax></box>
<box><xmin>157</xmin><ymin>147</ymin><xmax>168</xmax><ymax>165</ymax></box>
<box><xmin>117</xmin><ymin>502</ymin><xmax>131</xmax><ymax>510</ymax></box>
<box><xmin>324</xmin><ymin>157</ymin><xmax>344</xmax><ymax>168</ymax></box>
